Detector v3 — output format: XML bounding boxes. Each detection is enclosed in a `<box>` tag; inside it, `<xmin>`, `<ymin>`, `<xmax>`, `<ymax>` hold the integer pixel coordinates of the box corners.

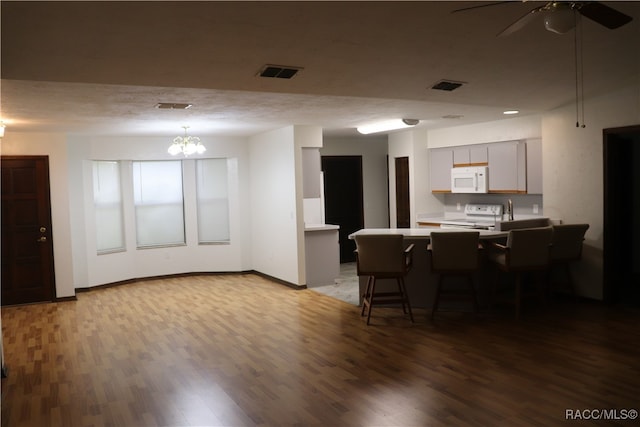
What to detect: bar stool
<box><xmin>488</xmin><ymin>227</ymin><xmax>553</xmax><ymax>318</ymax></box>
<box><xmin>354</xmin><ymin>234</ymin><xmax>414</xmax><ymax>325</ymax></box>
<box><xmin>427</xmin><ymin>231</ymin><xmax>481</xmax><ymax>319</ymax></box>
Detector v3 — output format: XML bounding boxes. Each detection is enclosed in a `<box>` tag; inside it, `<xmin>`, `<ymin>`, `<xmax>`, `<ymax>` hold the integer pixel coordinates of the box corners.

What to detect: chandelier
<box><xmin>168</xmin><ymin>126</ymin><xmax>206</xmax><ymax>156</ymax></box>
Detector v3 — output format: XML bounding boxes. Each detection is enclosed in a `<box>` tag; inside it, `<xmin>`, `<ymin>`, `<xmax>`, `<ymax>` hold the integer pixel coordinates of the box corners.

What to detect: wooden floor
<box><xmin>2</xmin><ymin>274</ymin><xmax>639</xmax><ymax>427</ymax></box>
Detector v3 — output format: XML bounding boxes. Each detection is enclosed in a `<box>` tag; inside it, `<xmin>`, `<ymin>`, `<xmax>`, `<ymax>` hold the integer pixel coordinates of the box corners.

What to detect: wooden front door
<box><xmin>1</xmin><ymin>156</ymin><xmax>56</xmax><ymax>306</ymax></box>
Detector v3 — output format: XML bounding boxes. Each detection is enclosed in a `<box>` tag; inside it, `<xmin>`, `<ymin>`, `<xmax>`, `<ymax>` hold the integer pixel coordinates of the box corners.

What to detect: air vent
<box><xmin>258</xmin><ymin>64</ymin><xmax>303</xmax><ymax>79</ymax></box>
<box><xmin>155</xmin><ymin>103</ymin><xmax>193</xmax><ymax>110</ymax></box>
<box><xmin>442</xmin><ymin>114</ymin><xmax>464</xmax><ymax>119</ymax></box>
<box><xmin>431</xmin><ymin>80</ymin><xmax>465</xmax><ymax>92</ymax></box>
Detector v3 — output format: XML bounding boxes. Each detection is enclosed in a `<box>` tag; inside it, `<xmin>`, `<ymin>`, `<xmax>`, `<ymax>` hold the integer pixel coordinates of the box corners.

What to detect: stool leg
<box><xmin>361</xmin><ymin>275</ymin><xmax>373</xmax><ymax>317</ymax></box>
<box><xmin>399</xmin><ymin>277</ymin><xmax>414</xmax><ymax>323</ymax></box>
<box><xmin>366</xmin><ymin>277</ymin><xmax>377</xmax><ymax>325</ymax></box>
<box><xmin>396</xmin><ymin>277</ymin><xmax>408</xmax><ymax>315</ymax></box>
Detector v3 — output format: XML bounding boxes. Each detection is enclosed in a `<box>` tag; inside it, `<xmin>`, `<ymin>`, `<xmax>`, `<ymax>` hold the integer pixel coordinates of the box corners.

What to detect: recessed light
<box><xmin>503</xmin><ymin>110</ymin><xmax>519</xmax><ymax>115</ymax></box>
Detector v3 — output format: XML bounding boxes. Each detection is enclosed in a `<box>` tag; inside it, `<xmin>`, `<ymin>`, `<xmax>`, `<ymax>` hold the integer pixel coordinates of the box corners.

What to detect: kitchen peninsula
<box><xmin>349</xmin><ymin>227</ymin><xmax>509</xmax><ymax>309</ymax></box>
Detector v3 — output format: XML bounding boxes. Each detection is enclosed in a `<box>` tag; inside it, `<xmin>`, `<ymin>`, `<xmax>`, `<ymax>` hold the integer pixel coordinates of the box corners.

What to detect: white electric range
<box><xmin>438</xmin><ymin>204</ymin><xmax>503</xmax><ymax>230</ymax></box>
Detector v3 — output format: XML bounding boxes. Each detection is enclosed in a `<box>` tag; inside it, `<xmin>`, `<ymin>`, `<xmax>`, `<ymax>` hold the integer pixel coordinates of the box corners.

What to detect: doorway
<box><xmin>1</xmin><ymin>156</ymin><xmax>56</xmax><ymax>305</ymax></box>
<box><xmin>395</xmin><ymin>157</ymin><xmax>410</xmax><ymax>228</ymax></box>
<box><xmin>603</xmin><ymin>125</ymin><xmax>640</xmax><ymax>305</ymax></box>
<box><xmin>321</xmin><ymin>156</ymin><xmax>364</xmax><ymax>263</ymax></box>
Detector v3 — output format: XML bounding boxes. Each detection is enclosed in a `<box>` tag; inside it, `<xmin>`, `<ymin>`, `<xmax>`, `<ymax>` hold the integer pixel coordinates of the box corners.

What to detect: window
<box><xmin>93</xmin><ymin>161</ymin><xmax>125</xmax><ymax>253</ymax></box>
<box><xmin>133</xmin><ymin>161</ymin><xmax>185</xmax><ymax>248</ymax></box>
<box><xmin>196</xmin><ymin>159</ymin><xmax>230</xmax><ymax>243</ymax></box>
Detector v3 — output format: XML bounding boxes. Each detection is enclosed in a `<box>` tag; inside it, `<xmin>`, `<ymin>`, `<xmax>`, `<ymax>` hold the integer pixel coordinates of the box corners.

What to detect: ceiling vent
<box><xmin>155</xmin><ymin>103</ymin><xmax>193</xmax><ymax>110</ymax></box>
<box><xmin>430</xmin><ymin>80</ymin><xmax>465</xmax><ymax>92</ymax></box>
<box><xmin>258</xmin><ymin>64</ymin><xmax>303</xmax><ymax>79</ymax></box>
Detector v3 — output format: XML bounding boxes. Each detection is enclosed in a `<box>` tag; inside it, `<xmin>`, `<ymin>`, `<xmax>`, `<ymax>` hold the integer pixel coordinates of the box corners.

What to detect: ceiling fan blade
<box><xmin>451</xmin><ymin>1</ymin><xmax>515</xmax><ymax>14</ymax></box>
<box><xmin>576</xmin><ymin>2</ymin><xmax>633</xmax><ymax>29</ymax></box>
<box><xmin>497</xmin><ymin>5</ymin><xmax>547</xmax><ymax>37</ymax></box>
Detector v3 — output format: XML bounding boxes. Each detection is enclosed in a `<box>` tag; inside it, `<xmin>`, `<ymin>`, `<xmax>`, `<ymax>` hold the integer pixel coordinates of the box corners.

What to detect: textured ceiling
<box><xmin>1</xmin><ymin>1</ymin><xmax>639</xmax><ymax>137</ymax></box>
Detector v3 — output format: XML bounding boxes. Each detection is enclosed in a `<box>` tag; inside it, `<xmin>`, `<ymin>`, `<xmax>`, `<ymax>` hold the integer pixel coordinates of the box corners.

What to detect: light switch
<box><xmin>533</xmin><ymin>204</ymin><xmax>539</xmax><ymax>214</ymax></box>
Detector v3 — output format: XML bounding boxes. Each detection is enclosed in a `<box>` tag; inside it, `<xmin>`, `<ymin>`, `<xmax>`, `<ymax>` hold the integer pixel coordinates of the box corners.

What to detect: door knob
<box><xmin>37</xmin><ymin>236</ymin><xmax>47</xmax><ymax>242</ymax></box>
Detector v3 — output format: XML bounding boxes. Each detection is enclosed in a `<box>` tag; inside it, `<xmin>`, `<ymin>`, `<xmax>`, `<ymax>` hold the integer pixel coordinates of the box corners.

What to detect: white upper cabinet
<box><xmin>430</xmin><ymin>148</ymin><xmax>453</xmax><ymax>192</ymax></box>
<box><xmin>487</xmin><ymin>141</ymin><xmax>526</xmax><ymax>193</ymax></box>
<box><xmin>526</xmin><ymin>139</ymin><xmax>543</xmax><ymax>194</ymax></box>
<box><xmin>430</xmin><ymin>140</ymin><xmax>540</xmax><ymax>194</ymax></box>
<box><xmin>454</xmin><ymin>145</ymin><xmax>488</xmax><ymax>167</ymax></box>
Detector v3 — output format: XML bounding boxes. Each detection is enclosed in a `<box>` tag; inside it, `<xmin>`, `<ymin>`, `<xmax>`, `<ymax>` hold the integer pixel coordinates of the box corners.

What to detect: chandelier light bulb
<box><xmin>168</xmin><ymin>126</ymin><xmax>206</xmax><ymax>156</ymax></box>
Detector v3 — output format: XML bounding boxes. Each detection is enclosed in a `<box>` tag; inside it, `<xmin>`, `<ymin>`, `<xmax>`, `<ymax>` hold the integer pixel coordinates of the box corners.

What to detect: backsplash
<box><xmin>442</xmin><ymin>193</ymin><xmax>543</xmax><ymax>217</ymax></box>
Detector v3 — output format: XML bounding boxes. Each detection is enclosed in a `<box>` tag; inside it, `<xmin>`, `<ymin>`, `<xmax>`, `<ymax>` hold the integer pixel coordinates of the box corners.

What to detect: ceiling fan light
<box><xmin>544</xmin><ymin>9</ymin><xmax>576</xmax><ymax>34</ymax></box>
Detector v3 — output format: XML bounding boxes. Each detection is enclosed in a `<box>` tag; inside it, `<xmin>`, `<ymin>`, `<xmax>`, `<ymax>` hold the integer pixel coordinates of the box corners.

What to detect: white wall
<box><xmin>428</xmin><ymin>115</ymin><xmax>543</xmax><ymax>148</ymax></box>
<box><xmin>321</xmin><ymin>136</ymin><xmax>390</xmax><ymax>228</ymax></box>
<box><xmin>542</xmin><ymin>84</ymin><xmax>640</xmax><ymax>299</ymax></box>
<box><xmin>248</xmin><ymin>126</ymin><xmax>320</xmax><ymax>286</ymax></box>
<box><xmin>74</xmin><ymin>135</ymin><xmax>252</xmax><ymax>287</ymax></box>
<box><xmin>0</xmin><ymin>133</ymin><xmax>76</xmax><ymax>299</ymax></box>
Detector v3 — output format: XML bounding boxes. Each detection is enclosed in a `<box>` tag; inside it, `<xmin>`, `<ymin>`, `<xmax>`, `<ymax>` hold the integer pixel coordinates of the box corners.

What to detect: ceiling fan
<box><xmin>453</xmin><ymin>1</ymin><xmax>633</xmax><ymax>36</ymax></box>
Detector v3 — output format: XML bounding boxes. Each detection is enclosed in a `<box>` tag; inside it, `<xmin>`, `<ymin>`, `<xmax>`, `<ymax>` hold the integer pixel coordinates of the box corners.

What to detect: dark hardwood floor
<box><xmin>2</xmin><ymin>274</ymin><xmax>639</xmax><ymax>426</ymax></box>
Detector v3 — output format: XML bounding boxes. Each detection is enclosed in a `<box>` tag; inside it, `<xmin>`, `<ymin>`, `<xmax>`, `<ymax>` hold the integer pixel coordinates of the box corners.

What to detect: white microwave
<box><xmin>451</xmin><ymin>166</ymin><xmax>489</xmax><ymax>193</ymax></box>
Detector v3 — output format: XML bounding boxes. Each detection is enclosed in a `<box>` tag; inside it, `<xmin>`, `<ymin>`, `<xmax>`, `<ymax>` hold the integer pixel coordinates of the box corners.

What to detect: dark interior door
<box><xmin>395</xmin><ymin>157</ymin><xmax>410</xmax><ymax>228</ymax></box>
<box><xmin>603</xmin><ymin>126</ymin><xmax>640</xmax><ymax>305</ymax></box>
<box><xmin>321</xmin><ymin>156</ymin><xmax>364</xmax><ymax>263</ymax></box>
<box><xmin>1</xmin><ymin>156</ymin><xmax>56</xmax><ymax>306</ymax></box>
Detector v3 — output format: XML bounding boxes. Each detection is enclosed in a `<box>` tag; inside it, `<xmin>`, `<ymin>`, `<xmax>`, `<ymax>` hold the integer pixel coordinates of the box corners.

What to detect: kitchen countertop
<box><xmin>348</xmin><ymin>227</ymin><xmax>507</xmax><ymax>239</ymax></box>
<box><xmin>304</xmin><ymin>224</ymin><xmax>340</xmax><ymax>232</ymax></box>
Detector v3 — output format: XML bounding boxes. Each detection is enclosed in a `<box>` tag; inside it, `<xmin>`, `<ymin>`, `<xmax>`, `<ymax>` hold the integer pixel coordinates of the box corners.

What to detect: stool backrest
<box><xmin>506</xmin><ymin>226</ymin><xmax>553</xmax><ymax>269</ymax></box>
<box><xmin>550</xmin><ymin>224</ymin><xmax>589</xmax><ymax>262</ymax></box>
<box><xmin>354</xmin><ymin>234</ymin><xmax>406</xmax><ymax>275</ymax></box>
<box><xmin>429</xmin><ymin>231</ymin><xmax>480</xmax><ymax>272</ymax></box>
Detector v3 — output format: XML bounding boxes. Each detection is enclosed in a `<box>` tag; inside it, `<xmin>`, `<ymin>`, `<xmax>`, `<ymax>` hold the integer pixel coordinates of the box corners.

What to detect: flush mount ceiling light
<box><xmin>357</xmin><ymin>119</ymin><xmax>420</xmax><ymax>135</ymax></box>
<box><xmin>503</xmin><ymin>110</ymin><xmax>520</xmax><ymax>115</ymax></box>
<box><xmin>168</xmin><ymin>126</ymin><xmax>206</xmax><ymax>156</ymax></box>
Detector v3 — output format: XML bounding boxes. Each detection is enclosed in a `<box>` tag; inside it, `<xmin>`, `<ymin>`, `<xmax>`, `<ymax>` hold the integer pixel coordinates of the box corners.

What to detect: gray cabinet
<box><xmin>487</xmin><ymin>141</ymin><xmax>526</xmax><ymax>193</ymax></box>
<box><xmin>302</xmin><ymin>148</ymin><xmax>321</xmax><ymax>198</ymax></box>
<box><xmin>526</xmin><ymin>139</ymin><xmax>543</xmax><ymax>194</ymax></box>
<box><xmin>453</xmin><ymin>145</ymin><xmax>488</xmax><ymax>167</ymax></box>
<box><xmin>305</xmin><ymin>226</ymin><xmax>340</xmax><ymax>286</ymax></box>
<box><xmin>430</xmin><ymin>148</ymin><xmax>453</xmax><ymax>192</ymax></box>
<box><xmin>431</xmin><ymin>140</ymin><xmax>540</xmax><ymax>194</ymax></box>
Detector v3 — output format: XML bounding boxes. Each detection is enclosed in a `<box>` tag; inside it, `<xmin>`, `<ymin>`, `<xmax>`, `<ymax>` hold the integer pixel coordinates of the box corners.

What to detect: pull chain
<box><xmin>574</xmin><ymin>12</ymin><xmax>586</xmax><ymax>128</ymax></box>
